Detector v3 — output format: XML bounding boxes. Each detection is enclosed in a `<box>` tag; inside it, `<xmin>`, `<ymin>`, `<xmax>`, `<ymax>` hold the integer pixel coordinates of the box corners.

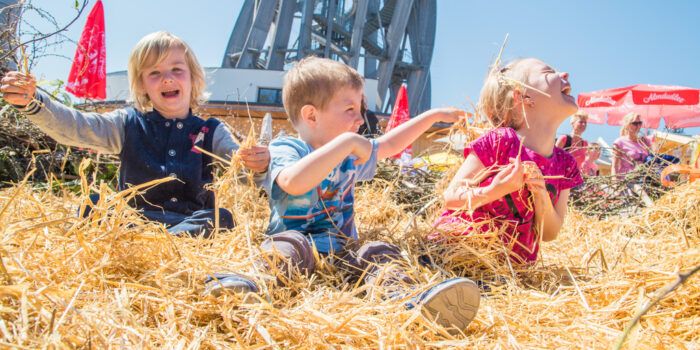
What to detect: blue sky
<box><xmin>25</xmin><ymin>0</ymin><xmax>700</xmax><ymax>145</ymax></box>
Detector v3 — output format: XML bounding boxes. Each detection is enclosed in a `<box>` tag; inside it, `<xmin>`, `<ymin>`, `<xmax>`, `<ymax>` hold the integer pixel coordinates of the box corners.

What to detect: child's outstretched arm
<box><xmin>523</xmin><ymin>165</ymin><xmax>568</xmax><ymax>242</ymax></box>
<box><xmin>276</xmin><ymin>132</ymin><xmax>371</xmax><ymax>196</ymax></box>
<box><xmin>376</xmin><ymin>108</ymin><xmax>465</xmax><ymax>159</ymax></box>
<box><xmin>1</xmin><ymin>71</ymin><xmax>126</xmax><ymax>154</ymax></box>
<box><xmin>443</xmin><ymin>154</ymin><xmax>525</xmax><ymax>211</ymax></box>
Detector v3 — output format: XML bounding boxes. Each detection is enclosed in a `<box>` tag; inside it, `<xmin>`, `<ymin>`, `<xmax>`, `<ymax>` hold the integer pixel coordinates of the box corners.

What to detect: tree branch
<box><xmin>614</xmin><ymin>263</ymin><xmax>700</xmax><ymax>349</ymax></box>
<box><xmin>0</xmin><ymin>0</ymin><xmax>89</xmax><ymax>62</ymax></box>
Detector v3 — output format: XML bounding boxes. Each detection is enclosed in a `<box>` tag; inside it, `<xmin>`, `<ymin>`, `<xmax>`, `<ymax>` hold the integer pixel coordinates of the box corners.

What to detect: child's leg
<box><xmin>349</xmin><ymin>241</ymin><xmax>480</xmax><ymax>333</ymax></box>
<box><xmin>165</xmin><ymin>208</ymin><xmax>234</xmax><ymax>238</ymax></box>
<box><xmin>205</xmin><ymin>230</ymin><xmax>314</xmax><ymax>297</ymax></box>
<box><xmin>346</xmin><ymin>241</ymin><xmax>413</xmax><ymax>289</ymax></box>
<box><xmin>260</xmin><ymin>230</ymin><xmax>316</xmax><ymax>284</ymax></box>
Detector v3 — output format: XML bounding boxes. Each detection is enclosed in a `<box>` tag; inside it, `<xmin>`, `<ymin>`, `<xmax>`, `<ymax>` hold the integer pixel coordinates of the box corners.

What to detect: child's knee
<box><xmin>260</xmin><ymin>230</ymin><xmax>316</xmax><ymax>276</ymax></box>
<box><xmin>356</xmin><ymin>241</ymin><xmax>402</xmax><ymax>266</ymax></box>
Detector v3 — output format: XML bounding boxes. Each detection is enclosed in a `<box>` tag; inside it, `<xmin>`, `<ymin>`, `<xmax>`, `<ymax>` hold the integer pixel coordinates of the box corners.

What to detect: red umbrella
<box><xmin>577</xmin><ymin>84</ymin><xmax>700</xmax><ymax>129</ymax></box>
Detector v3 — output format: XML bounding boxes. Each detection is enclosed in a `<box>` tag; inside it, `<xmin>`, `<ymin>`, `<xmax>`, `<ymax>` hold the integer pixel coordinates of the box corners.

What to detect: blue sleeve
<box><xmin>353</xmin><ymin>138</ymin><xmax>380</xmax><ymax>182</ymax></box>
<box><xmin>265</xmin><ymin>137</ymin><xmax>307</xmax><ymax>200</ymax></box>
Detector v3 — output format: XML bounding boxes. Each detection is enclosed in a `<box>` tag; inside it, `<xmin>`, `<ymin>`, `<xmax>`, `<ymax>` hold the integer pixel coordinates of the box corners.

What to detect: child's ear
<box><xmin>300</xmin><ymin>104</ymin><xmax>317</xmax><ymax>126</ymax></box>
<box><xmin>136</xmin><ymin>81</ymin><xmax>146</xmax><ymax>96</ymax></box>
<box><xmin>512</xmin><ymin>90</ymin><xmax>534</xmax><ymax>106</ymax></box>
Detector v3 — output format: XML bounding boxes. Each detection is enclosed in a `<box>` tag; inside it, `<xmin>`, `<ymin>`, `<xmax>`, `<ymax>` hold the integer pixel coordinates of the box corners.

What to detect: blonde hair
<box><xmin>571</xmin><ymin>111</ymin><xmax>588</xmax><ymax>122</ymax></box>
<box><xmin>127</xmin><ymin>31</ymin><xmax>206</xmax><ymax>112</ymax></box>
<box><xmin>620</xmin><ymin>112</ymin><xmax>641</xmax><ymax>136</ymax></box>
<box><xmin>282</xmin><ymin>57</ymin><xmax>364</xmax><ymax>125</ymax></box>
<box><xmin>478</xmin><ymin>58</ymin><xmax>532</xmax><ymax>129</ymax></box>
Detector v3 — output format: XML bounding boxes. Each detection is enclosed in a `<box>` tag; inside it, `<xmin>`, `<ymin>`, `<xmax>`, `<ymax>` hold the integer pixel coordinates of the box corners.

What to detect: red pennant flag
<box><xmin>385</xmin><ymin>84</ymin><xmax>411</xmax><ymax>158</ymax></box>
<box><xmin>66</xmin><ymin>0</ymin><xmax>106</xmax><ymax>100</ymax></box>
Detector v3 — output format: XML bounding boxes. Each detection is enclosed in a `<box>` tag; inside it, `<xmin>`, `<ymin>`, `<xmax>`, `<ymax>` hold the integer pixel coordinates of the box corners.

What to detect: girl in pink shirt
<box><xmin>432</xmin><ymin>58</ymin><xmax>583</xmax><ymax>264</ymax></box>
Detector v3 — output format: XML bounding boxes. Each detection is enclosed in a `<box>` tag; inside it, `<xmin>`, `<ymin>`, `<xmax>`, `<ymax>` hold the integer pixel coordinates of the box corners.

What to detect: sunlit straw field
<box><xmin>0</xmin><ymin>160</ymin><xmax>698</xmax><ymax>348</ymax></box>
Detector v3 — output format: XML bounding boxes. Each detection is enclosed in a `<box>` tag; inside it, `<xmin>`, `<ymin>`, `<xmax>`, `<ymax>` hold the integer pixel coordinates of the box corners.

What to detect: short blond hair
<box><xmin>282</xmin><ymin>57</ymin><xmax>364</xmax><ymax>125</ymax></box>
<box><xmin>127</xmin><ymin>31</ymin><xmax>206</xmax><ymax>112</ymax></box>
<box><xmin>478</xmin><ymin>58</ymin><xmax>532</xmax><ymax>129</ymax></box>
<box><xmin>571</xmin><ymin>111</ymin><xmax>588</xmax><ymax>122</ymax></box>
<box><xmin>620</xmin><ymin>112</ymin><xmax>641</xmax><ymax>136</ymax></box>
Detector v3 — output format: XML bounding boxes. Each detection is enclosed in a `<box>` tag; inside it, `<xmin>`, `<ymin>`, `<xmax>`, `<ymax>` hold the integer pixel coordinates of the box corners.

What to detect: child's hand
<box><xmin>351</xmin><ymin>135</ymin><xmax>372</xmax><ymax>165</ymax></box>
<box><xmin>523</xmin><ymin>161</ymin><xmax>548</xmax><ymax>198</ymax></box>
<box><xmin>238</xmin><ymin>146</ymin><xmax>270</xmax><ymax>172</ymax></box>
<box><xmin>1</xmin><ymin>71</ymin><xmax>37</xmax><ymax>107</ymax></box>
<box><xmin>488</xmin><ymin>157</ymin><xmax>525</xmax><ymax>196</ymax></box>
<box><xmin>428</xmin><ymin>107</ymin><xmax>467</xmax><ymax>124</ymax></box>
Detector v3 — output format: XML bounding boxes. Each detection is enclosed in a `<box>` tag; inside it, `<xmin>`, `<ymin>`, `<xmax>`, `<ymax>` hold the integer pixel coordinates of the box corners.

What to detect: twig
<box><xmin>614</xmin><ymin>263</ymin><xmax>700</xmax><ymax>350</ymax></box>
<box><xmin>0</xmin><ymin>0</ymin><xmax>90</xmax><ymax>62</ymax></box>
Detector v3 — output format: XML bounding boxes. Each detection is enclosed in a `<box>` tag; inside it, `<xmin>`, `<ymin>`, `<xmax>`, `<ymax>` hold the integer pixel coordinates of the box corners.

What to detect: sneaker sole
<box><xmin>208</xmin><ymin>284</ymin><xmax>254</xmax><ymax>298</ymax></box>
<box><xmin>420</xmin><ymin>279</ymin><xmax>480</xmax><ymax>331</ymax></box>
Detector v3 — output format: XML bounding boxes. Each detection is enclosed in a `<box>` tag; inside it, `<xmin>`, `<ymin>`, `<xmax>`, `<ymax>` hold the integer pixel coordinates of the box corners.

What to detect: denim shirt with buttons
<box><xmin>119</xmin><ymin>107</ymin><xmax>221</xmax><ymax>215</ymax></box>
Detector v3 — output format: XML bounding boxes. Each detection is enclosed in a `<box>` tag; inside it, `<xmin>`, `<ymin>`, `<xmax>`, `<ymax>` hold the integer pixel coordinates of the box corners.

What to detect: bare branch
<box><xmin>614</xmin><ymin>264</ymin><xmax>700</xmax><ymax>350</ymax></box>
<box><xmin>0</xmin><ymin>0</ymin><xmax>89</xmax><ymax>62</ymax></box>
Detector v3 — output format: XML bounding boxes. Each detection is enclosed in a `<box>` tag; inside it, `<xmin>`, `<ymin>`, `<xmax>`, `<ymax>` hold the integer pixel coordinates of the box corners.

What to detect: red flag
<box><xmin>66</xmin><ymin>0</ymin><xmax>106</xmax><ymax>100</ymax></box>
<box><xmin>385</xmin><ymin>84</ymin><xmax>411</xmax><ymax>158</ymax></box>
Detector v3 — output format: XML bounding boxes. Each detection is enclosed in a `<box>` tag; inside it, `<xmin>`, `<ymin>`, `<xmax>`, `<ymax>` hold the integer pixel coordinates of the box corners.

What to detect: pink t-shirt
<box><xmin>556</xmin><ymin>134</ymin><xmax>588</xmax><ymax>168</ymax></box>
<box><xmin>433</xmin><ymin>128</ymin><xmax>583</xmax><ymax>264</ymax></box>
<box><xmin>580</xmin><ymin>160</ymin><xmax>598</xmax><ymax>176</ymax></box>
<box><xmin>613</xmin><ymin>136</ymin><xmax>650</xmax><ymax>175</ymax></box>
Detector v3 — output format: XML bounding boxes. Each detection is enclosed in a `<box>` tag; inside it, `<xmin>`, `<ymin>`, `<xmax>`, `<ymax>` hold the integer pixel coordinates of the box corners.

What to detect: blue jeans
<box><xmin>81</xmin><ymin>194</ymin><xmax>234</xmax><ymax>238</ymax></box>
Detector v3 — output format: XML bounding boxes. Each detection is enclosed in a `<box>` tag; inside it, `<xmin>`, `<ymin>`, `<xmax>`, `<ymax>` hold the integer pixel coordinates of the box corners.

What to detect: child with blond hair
<box><xmin>433</xmin><ymin>58</ymin><xmax>583</xmax><ymax>264</ymax></box>
<box><xmin>581</xmin><ymin>142</ymin><xmax>601</xmax><ymax>176</ymax></box>
<box><xmin>0</xmin><ymin>31</ymin><xmax>269</xmax><ymax>237</ymax></box>
<box><xmin>208</xmin><ymin>57</ymin><xmax>480</xmax><ymax>332</ymax></box>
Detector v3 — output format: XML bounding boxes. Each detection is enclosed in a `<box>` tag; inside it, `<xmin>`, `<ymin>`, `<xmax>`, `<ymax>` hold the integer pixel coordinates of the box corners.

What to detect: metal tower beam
<box><xmin>375</xmin><ymin>0</ymin><xmax>414</xmax><ymax>111</ymax></box>
<box><xmin>235</xmin><ymin>0</ymin><xmax>279</xmax><ymax>69</ymax></box>
<box><xmin>297</xmin><ymin>0</ymin><xmax>314</xmax><ymax>59</ymax></box>
<box><xmin>266</xmin><ymin>0</ymin><xmax>297</xmax><ymax>70</ymax></box>
<box><xmin>406</xmin><ymin>0</ymin><xmax>435</xmax><ymax>114</ymax></box>
<box><xmin>222</xmin><ymin>0</ymin><xmax>256</xmax><ymax>68</ymax></box>
<box><xmin>348</xmin><ymin>0</ymin><xmax>369</xmax><ymax>68</ymax></box>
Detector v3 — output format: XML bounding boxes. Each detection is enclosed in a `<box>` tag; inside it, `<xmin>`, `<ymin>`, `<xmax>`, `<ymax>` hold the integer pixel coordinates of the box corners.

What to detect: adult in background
<box><xmin>358</xmin><ymin>93</ymin><xmax>380</xmax><ymax>138</ymax></box>
<box><xmin>611</xmin><ymin>112</ymin><xmax>651</xmax><ymax>176</ymax></box>
<box><xmin>555</xmin><ymin>111</ymin><xmax>589</xmax><ymax>169</ymax></box>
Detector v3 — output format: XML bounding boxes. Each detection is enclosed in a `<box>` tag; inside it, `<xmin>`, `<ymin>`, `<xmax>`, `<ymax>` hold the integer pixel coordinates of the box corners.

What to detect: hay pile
<box><xmin>0</xmin><ymin>159</ymin><xmax>698</xmax><ymax>348</ymax></box>
<box><xmin>0</xmin><ymin>105</ymin><xmax>119</xmax><ymax>187</ymax></box>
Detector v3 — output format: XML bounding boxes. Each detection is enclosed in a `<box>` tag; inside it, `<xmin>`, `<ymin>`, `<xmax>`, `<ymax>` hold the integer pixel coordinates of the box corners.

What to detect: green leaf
<box><xmin>75</xmin><ymin>0</ymin><xmax>79</xmax><ymax>9</ymax></box>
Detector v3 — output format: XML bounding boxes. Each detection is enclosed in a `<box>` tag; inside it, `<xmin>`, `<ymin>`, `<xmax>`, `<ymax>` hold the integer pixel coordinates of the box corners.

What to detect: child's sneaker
<box><xmin>414</xmin><ymin>277</ymin><xmax>480</xmax><ymax>331</ymax></box>
<box><xmin>204</xmin><ymin>273</ymin><xmax>258</xmax><ymax>297</ymax></box>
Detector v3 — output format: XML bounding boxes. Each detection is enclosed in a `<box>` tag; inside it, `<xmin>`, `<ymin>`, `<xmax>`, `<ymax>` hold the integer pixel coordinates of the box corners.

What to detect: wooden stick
<box><xmin>614</xmin><ymin>264</ymin><xmax>700</xmax><ymax>350</ymax></box>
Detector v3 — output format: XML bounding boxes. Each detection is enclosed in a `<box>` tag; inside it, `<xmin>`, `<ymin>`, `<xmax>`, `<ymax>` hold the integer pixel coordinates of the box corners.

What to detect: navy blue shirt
<box><xmin>120</xmin><ymin>107</ymin><xmax>220</xmax><ymax>215</ymax></box>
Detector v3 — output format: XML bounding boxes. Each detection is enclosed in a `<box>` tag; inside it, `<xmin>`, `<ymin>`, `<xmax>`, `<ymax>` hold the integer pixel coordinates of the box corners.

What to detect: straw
<box><xmin>0</xmin><ymin>130</ymin><xmax>698</xmax><ymax>348</ymax></box>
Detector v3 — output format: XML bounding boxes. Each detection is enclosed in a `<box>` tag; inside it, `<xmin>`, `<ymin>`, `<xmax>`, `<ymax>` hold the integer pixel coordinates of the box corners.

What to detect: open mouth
<box><xmin>561</xmin><ymin>86</ymin><xmax>572</xmax><ymax>96</ymax></box>
<box><xmin>162</xmin><ymin>90</ymin><xmax>179</xmax><ymax>98</ymax></box>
